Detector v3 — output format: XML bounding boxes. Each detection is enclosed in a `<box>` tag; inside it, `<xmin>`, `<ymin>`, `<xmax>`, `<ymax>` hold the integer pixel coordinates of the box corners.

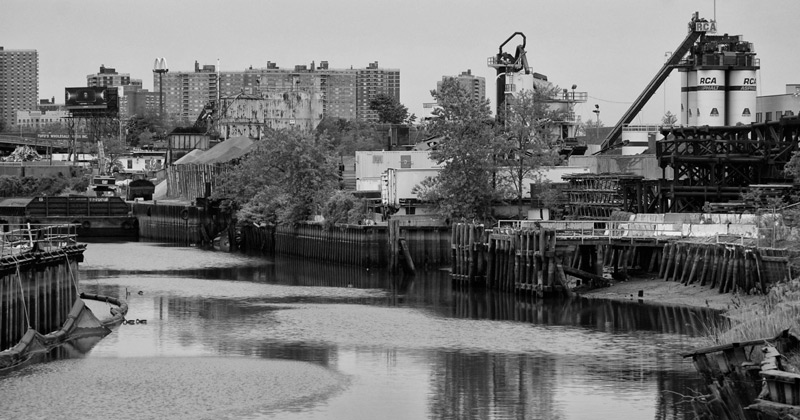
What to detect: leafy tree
<box><xmin>99</xmin><ymin>135</ymin><xmax>127</xmax><ymax>174</ymax></box>
<box><xmin>124</xmin><ymin>112</ymin><xmax>176</xmax><ymax>146</ymax></box>
<box><xmin>314</xmin><ymin>117</ymin><xmax>383</xmax><ymax>156</ymax></box>
<box><xmin>414</xmin><ymin>78</ymin><xmax>500</xmax><ymax>221</ymax></box>
<box><xmin>369</xmin><ymin>94</ymin><xmax>409</xmax><ymax>124</ymax></box>
<box><xmin>321</xmin><ymin>190</ymin><xmax>372</xmax><ymax>228</ymax></box>
<box><xmin>214</xmin><ymin>129</ymin><xmax>340</xmax><ymax>226</ymax></box>
<box><xmin>785</xmin><ymin>151</ymin><xmax>800</xmax><ymax>181</ymax></box>
<box><xmin>496</xmin><ymin>86</ymin><xmax>568</xmax><ymax>218</ymax></box>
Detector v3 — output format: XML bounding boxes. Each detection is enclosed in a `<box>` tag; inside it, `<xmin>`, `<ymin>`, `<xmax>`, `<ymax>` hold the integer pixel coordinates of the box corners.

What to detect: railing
<box><xmin>497</xmin><ymin>220</ymin><xmax>681</xmax><ymax>239</ymax></box>
<box><xmin>0</xmin><ymin>224</ymin><xmax>79</xmax><ymax>256</ymax></box>
<box><xmin>496</xmin><ymin>219</ymin><xmax>782</xmax><ymax>244</ymax></box>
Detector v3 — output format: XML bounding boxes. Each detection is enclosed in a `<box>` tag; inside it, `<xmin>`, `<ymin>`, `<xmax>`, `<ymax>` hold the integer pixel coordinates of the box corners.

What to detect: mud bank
<box><xmin>579</xmin><ymin>275</ymin><xmax>766</xmax><ymax>312</ymax></box>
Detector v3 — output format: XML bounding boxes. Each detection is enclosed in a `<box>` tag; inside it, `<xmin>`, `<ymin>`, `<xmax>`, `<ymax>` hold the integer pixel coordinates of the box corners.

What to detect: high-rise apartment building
<box><xmin>158</xmin><ymin>61</ymin><xmax>219</xmax><ymax>123</ymax></box>
<box><xmin>436</xmin><ymin>69</ymin><xmax>486</xmax><ymax>102</ymax></box>
<box><xmin>87</xmin><ymin>65</ymin><xmax>141</xmax><ymax>88</ymax></box>
<box><xmin>158</xmin><ymin>60</ymin><xmax>398</xmax><ymax>124</ymax></box>
<box><xmin>118</xmin><ymin>85</ymin><xmax>159</xmax><ymax>119</ymax></box>
<box><xmin>0</xmin><ymin>47</ymin><xmax>39</xmax><ymax>130</ymax></box>
<box><xmin>356</xmin><ymin>61</ymin><xmax>400</xmax><ymax>123</ymax></box>
<box><xmin>87</xmin><ymin>64</ymin><xmax>146</xmax><ymax>120</ymax></box>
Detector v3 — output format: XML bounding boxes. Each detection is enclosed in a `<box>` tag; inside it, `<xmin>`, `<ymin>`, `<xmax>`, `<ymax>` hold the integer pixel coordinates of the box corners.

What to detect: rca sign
<box><xmin>694</xmin><ymin>21</ymin><xmax>717</xmax><ymax>33</ymax></box>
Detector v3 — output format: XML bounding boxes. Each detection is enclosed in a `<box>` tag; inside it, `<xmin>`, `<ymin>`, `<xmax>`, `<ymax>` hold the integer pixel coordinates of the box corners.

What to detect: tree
<box><xmin>369</xmin><ymin>94</ymin><xmax>409</xmax><ymax>124</ymax></box>
<box><xmin>99</xmin><ymin>135</ymin><xmax>128</xmax><ymax>174</ymax></box>
<box><xmin>414</xmin><ymin>78</ymin><xmax>500</xmax><ymax>221</ymax></box>
<box><xmin>314</xmin><ymin>117</ymin><xmax>383</xmax><ymax>156</ymax></box>
<box><xmin>580</xmin><ymin>118</ymin><xmax>604</xmax><ymax>144</ymax></box>
<box><xmin>496</xmin><ymin>85</ymin><xmax>568</xmax><ymax>218</ymax></box>
<box><xmin>662</xmin><ymin>111</ymin><xmax>678</xmax><ymax>126</ymax></box>
<box><xmin>214</xmin><ymin>129</ymin><xmax>339</xmax><ymax>226</ymax></box>
<box><xmin>124</xmin><ymin>112</ymin><xmax>177</xmax><ymax>147</ymax></box>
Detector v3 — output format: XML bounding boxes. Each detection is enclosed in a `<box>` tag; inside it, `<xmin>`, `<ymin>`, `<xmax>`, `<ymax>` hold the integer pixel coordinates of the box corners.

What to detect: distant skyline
<box><xmin>2</xmin><ymin>0</ymin><xmax>799</xmax><ymax>126</ymax></box>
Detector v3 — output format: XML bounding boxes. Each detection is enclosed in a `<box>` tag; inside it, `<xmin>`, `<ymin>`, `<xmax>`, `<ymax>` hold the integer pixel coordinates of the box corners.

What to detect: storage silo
<box><xmin>680</xmin><ymin>70</ymin><xmax>690</xmax><ymax>125</ymax></box>
<box><xmin>726</xmin><ymin>69</ymin><xmax>757</xmax><ymax>125</ymax></box>
<box><xmin>687</xmin><ymin>71</ymin><xmax>698</xmax><ymax>126</ymax></box>
<box><xmin>695</xmin><ymin>69</ymin><xmax>726</xmax><ymax>126</ymax></box>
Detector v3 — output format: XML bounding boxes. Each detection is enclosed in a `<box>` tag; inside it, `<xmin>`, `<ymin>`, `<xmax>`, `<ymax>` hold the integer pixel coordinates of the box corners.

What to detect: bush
<box><xmin>322</xmin><ymin>191</ymin><xmax>373</xmax><ymax>229</ymax></box>
<box><xmin>68</xmin><ymin>174</ymin><xmax>91</xmax><ymax>193</ymax></box>
<box><xmin>0</xmin><ymin>174</ymin><xmax>85</xmax><ymax>197</ymax></box>
<box><xmin>322</xmin><ymin>191</ymin><xmax>357</xmax><ymax>228</ymax></box>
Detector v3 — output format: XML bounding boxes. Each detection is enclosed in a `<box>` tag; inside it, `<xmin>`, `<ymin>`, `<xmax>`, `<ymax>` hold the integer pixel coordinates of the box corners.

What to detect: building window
<box><xmin>765</xmin><ymin>112</ymin><xmax>772</xmax><ymax>122</ymax></box>
<box><xmin>756</xmin><ymin>113</ymin><xmax>762</xmax><ymax>122</ymax></box>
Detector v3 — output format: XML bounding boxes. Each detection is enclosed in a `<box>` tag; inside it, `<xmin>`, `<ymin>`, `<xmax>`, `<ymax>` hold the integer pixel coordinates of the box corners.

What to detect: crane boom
<box><xmin>599</xmin><ymin>17</ymin><xmax>706</xmax><ymax>153</ymax></box>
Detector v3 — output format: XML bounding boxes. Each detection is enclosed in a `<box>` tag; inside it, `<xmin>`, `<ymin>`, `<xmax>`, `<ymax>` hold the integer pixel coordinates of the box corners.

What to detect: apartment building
<box><xmin>158</xmin><ymin>60</ymin><xmax>398</xmax><ymax>125</ymax></box>
<box><xmin>87</xmin><ymin>65</ymin><xmax>141</xmax><ymax>88</ymax></box>
<box><xmin>436</xmin><ymin>69</ymin><xmax>486</xmax><ymax>102</ymax></box>
<box><xmin>0</xmin><ymin>47</ymin><xmax>38</xmax><ymax>130</ymax></box>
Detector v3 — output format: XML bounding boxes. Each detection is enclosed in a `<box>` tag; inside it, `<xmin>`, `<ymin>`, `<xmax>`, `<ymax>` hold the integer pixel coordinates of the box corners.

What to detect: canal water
<box><xmin>0</xmin><ymin>241</ymin><xmax>719</xmax><ymax>420</ymax></box>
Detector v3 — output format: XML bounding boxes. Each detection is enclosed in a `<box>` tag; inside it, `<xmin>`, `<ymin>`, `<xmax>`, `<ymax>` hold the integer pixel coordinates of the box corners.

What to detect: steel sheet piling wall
<box><xmin>275</xmin><ymin>224</ymin><xmax>387</xmax><ymax>268</ymax></box>
<box><xmin>0</xmin><ymin>253</ymin><xmax>81</xmax><ymax>351</ymax></box>
<box><xmin>237</xmin><ymin>222</ymin><xmax>452</xmax><ymax>269</ymax></box>
<box><xmin>133</xmin><ymin>202</ymin><xmax>204</xmax><ymax>245</ymax></box>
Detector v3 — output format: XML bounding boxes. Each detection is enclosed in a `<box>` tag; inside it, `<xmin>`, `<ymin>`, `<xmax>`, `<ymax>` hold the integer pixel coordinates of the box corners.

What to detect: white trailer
<box><xmin>381</xmin><ymin>168</ymin><xmax>441</xmax><ymax>209</ymax></box>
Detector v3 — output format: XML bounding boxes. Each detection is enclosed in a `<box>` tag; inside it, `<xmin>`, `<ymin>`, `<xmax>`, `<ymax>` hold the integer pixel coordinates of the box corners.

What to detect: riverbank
<box><xmin>580</xmin><ymin>274</ymin><xmax>766</xmax><ymax>313</ymax></box>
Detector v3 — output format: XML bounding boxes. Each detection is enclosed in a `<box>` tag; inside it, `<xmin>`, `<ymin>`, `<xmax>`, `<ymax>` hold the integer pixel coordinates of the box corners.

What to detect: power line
<box><xmin>587</xmin><ymin>95</ymin><xmax>633</xmax><ymax>105</ymax></box>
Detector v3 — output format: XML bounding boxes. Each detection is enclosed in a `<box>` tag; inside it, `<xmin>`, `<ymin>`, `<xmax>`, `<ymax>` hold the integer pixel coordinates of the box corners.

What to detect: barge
<box><xmin>0</xmin><ymin>196</ymin><xmax>137</xmax><ymax>238</ymax></box>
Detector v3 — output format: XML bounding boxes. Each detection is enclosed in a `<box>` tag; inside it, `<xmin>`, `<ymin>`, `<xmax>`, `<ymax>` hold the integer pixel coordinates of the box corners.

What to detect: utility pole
<box><xmin>593</xmin><ymin>104</ymin><xmax>600</xmax><ymax>142</ymax></box>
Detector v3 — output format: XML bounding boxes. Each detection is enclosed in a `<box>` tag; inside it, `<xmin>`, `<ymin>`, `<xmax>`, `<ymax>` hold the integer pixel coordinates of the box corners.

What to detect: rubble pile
<box><xmin>3</xmin><ymin>145</ymin><xmax>42</xmax><ymax>162</ymax></box>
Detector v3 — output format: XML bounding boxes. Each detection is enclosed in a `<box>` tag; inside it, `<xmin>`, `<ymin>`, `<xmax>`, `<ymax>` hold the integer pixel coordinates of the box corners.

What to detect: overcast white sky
<box><xmin>2</xmin><ymin>0</ymin><xmax>798</xmax><ymax>126</ymax></box>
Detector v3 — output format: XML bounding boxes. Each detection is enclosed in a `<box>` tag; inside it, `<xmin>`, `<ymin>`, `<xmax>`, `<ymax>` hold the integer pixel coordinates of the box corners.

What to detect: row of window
<box><xmin>755</xmin><ymin>110</ymin><xmax>797</xmax><ymax>122</ymax></box>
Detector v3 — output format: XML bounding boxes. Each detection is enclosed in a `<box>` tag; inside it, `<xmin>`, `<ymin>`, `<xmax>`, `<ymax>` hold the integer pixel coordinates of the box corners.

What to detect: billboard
<box><xmin>65</xmin><ymin>87</ymin><xmax>119</xmax><ymax>116</ymax></box>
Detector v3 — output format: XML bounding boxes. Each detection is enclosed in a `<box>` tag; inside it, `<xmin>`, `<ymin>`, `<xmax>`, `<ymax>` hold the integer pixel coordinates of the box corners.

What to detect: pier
<box><xmin>0</xmin><ymin>224</ymin><xmax>118</xmax><ymax>368</ymax></box>
<box><xmin>451</xmin><ymin>214</ymin><xmax>792</xmax><ymax>297</ymax></box>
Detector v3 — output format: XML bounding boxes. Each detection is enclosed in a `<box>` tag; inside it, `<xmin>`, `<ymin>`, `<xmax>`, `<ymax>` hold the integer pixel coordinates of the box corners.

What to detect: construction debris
<box><xmin>3</xmin><ymin>145</ymin><xmax>42</xmax><ymax>162</ymax></box>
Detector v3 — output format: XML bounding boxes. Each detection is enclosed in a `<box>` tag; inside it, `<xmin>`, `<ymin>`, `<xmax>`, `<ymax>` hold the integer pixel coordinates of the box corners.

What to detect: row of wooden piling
<box><xmin>659</xmin><ymin>240</ymin><xmax>792</xmax><ymax>294</ymax></box>
<box><xmin>451</xmin><ymin>223</ymin><xmax>571</xmax><ymax>296</ymax></box>
<box><xmin>450</xmin><ymin>223</ymin><xmax>485</xmax><ymax>283</ymax></box>
<box><xmin>486</xmin><ymin>229</ymin><xmax>567</xmax><ymax>294</ymax></box>
<box><xmin>450</xmin><ymin>221</ymin><xmax>797</xmax><ymax>299</ymax></box>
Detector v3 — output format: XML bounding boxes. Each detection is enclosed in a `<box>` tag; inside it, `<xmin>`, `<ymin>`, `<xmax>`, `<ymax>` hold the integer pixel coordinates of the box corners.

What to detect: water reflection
<box><xmin>0</xmin><ymin>243</ymin><xmax>719</xmax><ymax>419</ymax></box>
<box><xmin>445</xmin><ymin>287</ymin><xmax>723</xmax><ymax>336</ymax></box>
